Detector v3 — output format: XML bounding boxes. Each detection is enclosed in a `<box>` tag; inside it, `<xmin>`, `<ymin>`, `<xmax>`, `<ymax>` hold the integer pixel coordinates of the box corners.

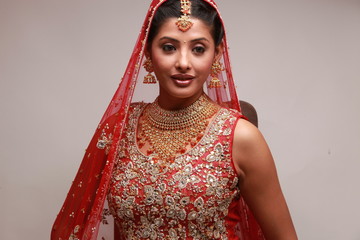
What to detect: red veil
<box><xmin>51</xmin><ymin>0</ymin><xmax>264</xmax><ymax>239</ymax></box>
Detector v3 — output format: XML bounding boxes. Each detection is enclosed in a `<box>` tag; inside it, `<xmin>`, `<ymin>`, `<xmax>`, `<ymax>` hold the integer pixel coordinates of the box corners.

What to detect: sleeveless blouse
<box><xmin>107</xmin><ymin>103</ymin><xmax>245</xmax><ymax>240</ymax></box>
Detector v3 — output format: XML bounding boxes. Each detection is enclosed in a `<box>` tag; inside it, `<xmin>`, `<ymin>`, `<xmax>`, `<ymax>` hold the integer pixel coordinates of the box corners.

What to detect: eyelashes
<box><xmin>162</xmin><ymin>44</ymin><xmax>206</xmax><ymax>54</ymax></box>
<box><xmin>162</xmin><ymin>44</ymin><xmax>176</xmax><ymax>52</ymax></box>
<box><xmin>193</xmin><ymin>46</ymin><xmax>205</xmax><ymax>54</ymax></box>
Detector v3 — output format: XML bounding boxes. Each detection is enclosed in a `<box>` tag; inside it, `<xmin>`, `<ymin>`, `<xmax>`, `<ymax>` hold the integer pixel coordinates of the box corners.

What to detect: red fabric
<box><xmin>51</xmin><ymin>0</ymin><xmax>263</xmax><ymax>239</ymax></box>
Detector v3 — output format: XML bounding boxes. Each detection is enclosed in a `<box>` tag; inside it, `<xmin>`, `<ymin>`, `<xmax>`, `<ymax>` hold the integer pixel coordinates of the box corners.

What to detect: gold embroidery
<box><xmin>107</xmin><ymin>103</ymin><xmax>241</xmax><ymax>239</ymax></box>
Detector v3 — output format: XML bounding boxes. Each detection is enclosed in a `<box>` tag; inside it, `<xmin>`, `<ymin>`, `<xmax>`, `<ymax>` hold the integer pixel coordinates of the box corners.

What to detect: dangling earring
<box><xmin>209</xmin><ymin>61</ymin><xmax>223</xmax><ymax>88</ymax></box>
<box><xmin>143</xmin><ymin>58</ymin><xmax>156</xmax><ymax>84</ymax></box>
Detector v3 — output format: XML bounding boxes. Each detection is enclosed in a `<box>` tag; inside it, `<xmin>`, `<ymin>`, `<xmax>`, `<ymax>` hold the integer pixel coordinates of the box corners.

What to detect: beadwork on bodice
<box><xmin>107</xmin><ymin>102</ymin><xmax>243</xmax><ymax>240</ymax></box>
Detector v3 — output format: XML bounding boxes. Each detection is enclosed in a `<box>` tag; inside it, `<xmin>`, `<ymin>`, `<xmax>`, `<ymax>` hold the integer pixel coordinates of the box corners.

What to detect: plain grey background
<box><xmin>1</xmin><ymin>0</ymin><xmax>359</xmax><ymax>239</ymax></box>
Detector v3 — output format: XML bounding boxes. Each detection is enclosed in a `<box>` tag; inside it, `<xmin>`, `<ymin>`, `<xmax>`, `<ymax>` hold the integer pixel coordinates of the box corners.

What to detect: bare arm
<box><xmin>232</xmin><ymin>119</ymin><xmax>297</xmax><ymax>240</ymax></box>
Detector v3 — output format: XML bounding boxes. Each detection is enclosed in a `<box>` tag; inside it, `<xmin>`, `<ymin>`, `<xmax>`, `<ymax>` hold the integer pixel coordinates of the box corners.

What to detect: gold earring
<box><xmin>143</xmin><ymin>58</ymin><xmax>156</xmax><ymax>84</ymax></box>
<box><xmin>209</xmin><ymin>61</ymin><xmax>223</xmax><ymax>88</ymax></box>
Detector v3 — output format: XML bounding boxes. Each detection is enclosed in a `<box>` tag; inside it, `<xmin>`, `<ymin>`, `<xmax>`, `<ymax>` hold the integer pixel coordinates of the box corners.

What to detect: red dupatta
<box><xmin>51</xmin><ymin>0</ymin><xmax>263</xmax><ymax>239</ymax></box>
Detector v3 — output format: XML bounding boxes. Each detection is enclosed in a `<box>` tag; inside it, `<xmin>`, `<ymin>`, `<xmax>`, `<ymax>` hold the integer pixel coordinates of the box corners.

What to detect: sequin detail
<box><xmin>68</xmin><ymin>225</ymin><xmax>80</xmax><ymax>240</ymax></box>
<box><xmin>96</xmin><ymin>123</ymin><xmax>113</xmax><ymax>155</ymax></box>
<box><xmin>107</xmin><ymin>103</ymin><xmax>241</xmax><ymax>239</ymax></box>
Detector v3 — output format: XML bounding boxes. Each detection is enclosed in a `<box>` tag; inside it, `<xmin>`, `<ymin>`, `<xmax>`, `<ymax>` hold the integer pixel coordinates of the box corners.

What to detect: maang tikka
<box><xmin>176</xmin><ymin>0</ymin><xmax>193</xmax><ymax>32</ymax></box>
<box><xmin>143</xmin><ymin>58</ymin><xmax>157</xmax><ymax>84</ymax></box>
<box><xmin>209</xmin><ymin>61</ymin><xmax>224</xmax><ymax>88</ymax></box>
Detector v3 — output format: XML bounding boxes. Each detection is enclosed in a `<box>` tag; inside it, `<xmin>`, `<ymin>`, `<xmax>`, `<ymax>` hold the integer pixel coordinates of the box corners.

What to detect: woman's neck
<box><xmin>156</xmin><ymin>91</ymin><xmax>204</xmax><ymax>111</ymax></box>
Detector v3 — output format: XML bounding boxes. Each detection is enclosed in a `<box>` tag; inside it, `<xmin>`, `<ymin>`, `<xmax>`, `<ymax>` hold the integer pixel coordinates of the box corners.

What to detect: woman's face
<box><xmin>149</xmin><ymin>17</ymin><xmax>222</xmax><ymax>102</ymax></box>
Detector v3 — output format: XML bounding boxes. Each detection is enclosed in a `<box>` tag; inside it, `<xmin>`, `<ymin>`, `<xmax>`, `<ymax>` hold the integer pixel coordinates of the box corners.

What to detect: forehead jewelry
<box><xmin>176</xmin><ymin>0</ymin><xmax>193</xmax><ymax>32</ymax></box>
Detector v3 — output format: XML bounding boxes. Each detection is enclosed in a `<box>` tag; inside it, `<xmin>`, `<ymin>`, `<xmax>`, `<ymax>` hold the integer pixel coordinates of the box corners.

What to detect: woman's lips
<box><xmin>171</xmin><ymin>74</ymin><xmax>195</xmax><ymax>87</ymax></box>
<box><xmin>171</xmin><ymin>74</ymin><xmax>195</xmax><ymax>80</ymax></box>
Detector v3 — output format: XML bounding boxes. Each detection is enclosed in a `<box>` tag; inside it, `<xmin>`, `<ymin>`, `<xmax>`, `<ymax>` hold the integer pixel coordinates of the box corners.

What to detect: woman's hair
<box><xmin>147</xmin><ymin>0</ymin><xmax>224</xmax><ymax>47</ymax></box>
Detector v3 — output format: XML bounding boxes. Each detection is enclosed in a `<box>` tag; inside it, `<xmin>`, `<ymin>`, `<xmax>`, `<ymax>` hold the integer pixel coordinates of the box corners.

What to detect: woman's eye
<box><xmin>162</xmin><ymin>44</ymin><xmax>176</xmax><ymax>52</ymax></box>
<box><xmin>193</xmin><ymin>46</ymin><xmax>205</xmax><ymax>54</ymax></box>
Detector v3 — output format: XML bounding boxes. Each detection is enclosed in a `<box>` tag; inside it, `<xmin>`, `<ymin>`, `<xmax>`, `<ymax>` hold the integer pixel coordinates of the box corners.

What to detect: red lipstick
<box><xmin>171</xmin><ymin>74</ymin><xmax>195</xmax><ymax>80</ymax></box>
<box><xmin>171</xmin><ymin>74</ymin><xmax>195</xmax><ymax>87</ymax></box>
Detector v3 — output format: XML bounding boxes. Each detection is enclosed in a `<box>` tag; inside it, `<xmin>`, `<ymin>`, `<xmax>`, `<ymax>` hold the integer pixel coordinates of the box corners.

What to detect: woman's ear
<box><xmin>145</xmin><ymin>45</ymin><xmax>152</xmax><ymax>59</ymax></box>
<box><xmin>145</xmin><ymin>50</ymin><xmax>150</xmax><ymax>59</ymax></box>
<box><xmin>214</xmin><ymin>42</ymin><xmax>224</xmax><ymax>62</ymax></box>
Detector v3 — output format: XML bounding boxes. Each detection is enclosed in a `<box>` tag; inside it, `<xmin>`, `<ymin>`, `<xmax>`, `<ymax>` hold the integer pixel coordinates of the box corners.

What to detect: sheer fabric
<box><xmin>51</xmin><ymin>0</ymin><xmax>264</xmax><ymax>239</ymax></box>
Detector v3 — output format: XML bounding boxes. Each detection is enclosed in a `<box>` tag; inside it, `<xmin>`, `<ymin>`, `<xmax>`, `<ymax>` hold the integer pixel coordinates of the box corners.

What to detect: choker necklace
<box><xmin>138</xmin><ymin>94</ymin><xmax>219</xmax><ymax>161</ymax></box>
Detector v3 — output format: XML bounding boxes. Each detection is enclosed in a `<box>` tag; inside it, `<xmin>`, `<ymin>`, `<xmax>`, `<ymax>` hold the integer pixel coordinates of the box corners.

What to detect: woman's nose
<box><xmin>175</xmin><ymin>51</ymin><xmax>191</xmax><ymax>71</ymax></box>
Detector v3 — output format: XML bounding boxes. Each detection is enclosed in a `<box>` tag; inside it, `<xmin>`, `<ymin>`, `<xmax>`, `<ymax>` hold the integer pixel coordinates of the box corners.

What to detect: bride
<box><xmin>52</xmin><ymin>0</ymin><xmax>297</xmax><ymax>239</ymax></box>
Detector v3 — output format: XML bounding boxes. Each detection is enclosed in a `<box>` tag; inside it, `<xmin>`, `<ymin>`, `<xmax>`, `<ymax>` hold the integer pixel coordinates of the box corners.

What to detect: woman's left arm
<box><xmin>232</xmin><ymin>119</ymin><xmax>298</xmax><ymax>240</ymax></box>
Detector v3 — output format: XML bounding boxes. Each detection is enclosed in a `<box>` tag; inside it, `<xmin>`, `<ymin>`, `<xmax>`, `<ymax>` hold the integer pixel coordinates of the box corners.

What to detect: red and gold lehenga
<box><xmin>51</xmin><ymin>0</ymin><xmax>264</xmax><ymax>239</ymax></box>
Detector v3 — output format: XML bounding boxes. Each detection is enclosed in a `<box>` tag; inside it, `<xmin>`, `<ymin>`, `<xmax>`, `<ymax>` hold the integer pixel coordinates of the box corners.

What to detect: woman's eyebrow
<box><xmin>159</xmin><ymin>36</ymin><xmax>180</xmax><ymax>42</ymax></box>
<box><xmin>159</xmin><ymin>37</ymin><xmax>210</xmax><ymax>43</ymax></box>
<box><xmin>190</xmin><ymin>37</ymin><xmax>210</xmax><ymax>43</ymax></box>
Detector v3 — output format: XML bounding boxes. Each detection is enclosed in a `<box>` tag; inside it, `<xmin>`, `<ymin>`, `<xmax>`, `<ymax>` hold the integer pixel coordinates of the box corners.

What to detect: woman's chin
<box><xmin>160</xmin><ymin>90</ymin><xmax>204</xmax><ymax>102</ymax></box>
<box><xmin>159</xmin><ymin>82</ymin><xmax>205</xmax><ymax>100</ymax></box>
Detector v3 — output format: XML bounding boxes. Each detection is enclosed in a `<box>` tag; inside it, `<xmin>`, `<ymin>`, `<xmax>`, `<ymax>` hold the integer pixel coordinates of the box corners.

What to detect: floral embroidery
<box><xmin>107</xmin><ymin>103</ymin><xmax>241</xmax><ymax>239</ymax></box>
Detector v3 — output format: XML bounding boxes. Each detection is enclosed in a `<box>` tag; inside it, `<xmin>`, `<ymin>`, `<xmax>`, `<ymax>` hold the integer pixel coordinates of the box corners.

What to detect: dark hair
<box><xmin>147</xmin><ymin>0</ymin><xmax>224</xmax><ymax>47</ymax></box>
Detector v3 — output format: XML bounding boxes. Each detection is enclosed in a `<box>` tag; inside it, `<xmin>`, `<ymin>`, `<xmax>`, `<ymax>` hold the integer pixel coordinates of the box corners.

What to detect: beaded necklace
<box><xmin>137</xmin><ymin>94</ymin><xmax>219</xmax><ymax>161</ymax></box>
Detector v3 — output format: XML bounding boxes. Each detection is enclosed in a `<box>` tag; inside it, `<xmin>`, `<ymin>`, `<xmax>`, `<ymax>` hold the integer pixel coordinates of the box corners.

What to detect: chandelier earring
<box><xmin>143</xmin><ymin>58</ymin><xmax>157</xmax><ymax>84</ymax></box>
<box><xmin>209</xmin><ymin>61</ymin><xmax>224</xmax><ymax>88</ymax></box>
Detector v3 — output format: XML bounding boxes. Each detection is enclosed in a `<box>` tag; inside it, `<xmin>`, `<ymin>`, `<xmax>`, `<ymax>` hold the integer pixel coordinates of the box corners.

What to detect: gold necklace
<box><xmin>138</xmin><ymin>94</ymin><xmax>219</xmax><ymax>161</ymax></box>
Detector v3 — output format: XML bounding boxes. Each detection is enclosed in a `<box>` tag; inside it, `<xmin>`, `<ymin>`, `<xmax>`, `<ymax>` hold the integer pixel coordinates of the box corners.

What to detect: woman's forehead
<box><xmin>154</xmin><ymin>18</ymin><xmax>213</xmax><ymax>42</ymax></box>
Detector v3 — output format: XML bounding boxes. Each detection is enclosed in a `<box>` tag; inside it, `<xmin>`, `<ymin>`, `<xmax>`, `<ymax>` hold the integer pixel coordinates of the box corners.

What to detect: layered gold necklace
<box><xmin>138</xmin><ymin>94</ymin><xmax>219</xmax><ymax>161</ymax></box>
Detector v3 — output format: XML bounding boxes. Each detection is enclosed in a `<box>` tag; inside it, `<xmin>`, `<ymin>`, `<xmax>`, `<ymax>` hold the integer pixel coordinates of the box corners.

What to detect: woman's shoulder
<box><xmin>125</xmin><ymin>102</ymin><xmax>148</xmax><ymax>119</ymax></box>
<box><xmin>130</xmin><ymin>101</ymin><xmax>147</xmax><ymax>110</ymax></box>
<box><xmin>232</xmin><ymin>117</ymin><xmax>272</xmax><ymax>178</ymax></box>
<box><xmin>99</xmin><ymin>102</ymin><xmax>147</xmax><ymax>127</ymax></box>
<box><xmin>233</xmin><ymin>118</ymin><xmax>263</xmax><ymax>146</ymax></box>
<box><xmin>216</xmin><ymin>105</ymin><xmax>259</xmax><ymax>142</ymax></box>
